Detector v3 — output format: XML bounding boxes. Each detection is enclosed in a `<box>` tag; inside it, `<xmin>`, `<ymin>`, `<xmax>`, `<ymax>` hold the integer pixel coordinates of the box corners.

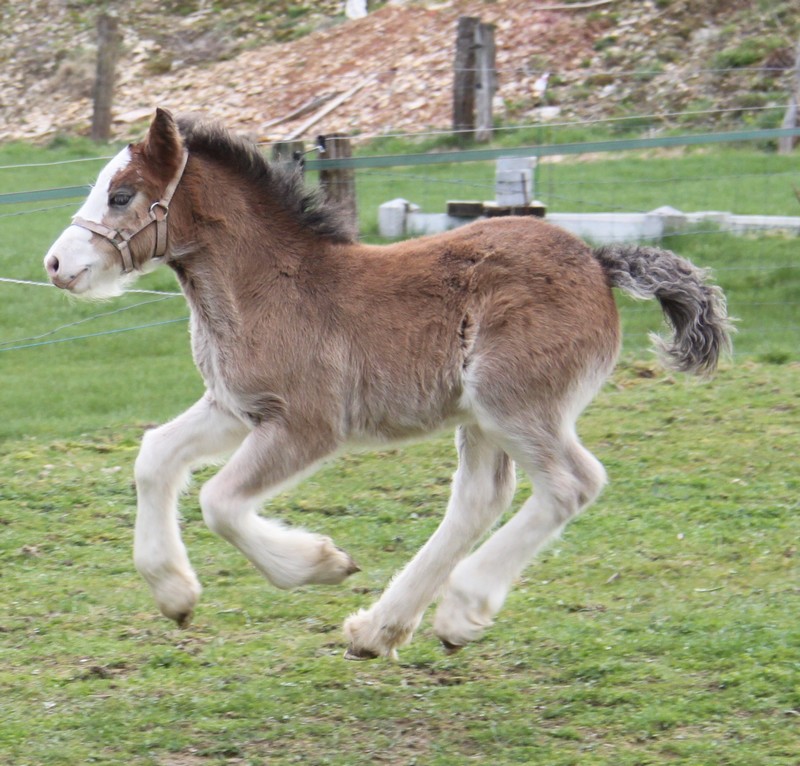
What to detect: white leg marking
<box><xmin>198</xmin><ymin>420</ymin><xmax>358</xmax><ymax>591</ymax></box>
<box><xmin>134</xmin><ymin>395</ymin><xmax>249</xmax><ymax>624</ymax></box>
<box><xmin>343</xmin><ymin>425</ymin><xmax>515</xmax><ymax>659</ymax></box>
<box><xmin>434</xmin><ymin>431</ymin><xmax>607</xmax><ymax>649</ymax></box>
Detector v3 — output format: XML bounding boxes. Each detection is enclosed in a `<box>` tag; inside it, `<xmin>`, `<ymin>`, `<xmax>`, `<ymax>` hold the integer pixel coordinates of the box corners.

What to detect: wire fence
<box><xmin>1</xmin><ymin>122</ymin><xmax>798</xmax><ymax>363</ymax></box>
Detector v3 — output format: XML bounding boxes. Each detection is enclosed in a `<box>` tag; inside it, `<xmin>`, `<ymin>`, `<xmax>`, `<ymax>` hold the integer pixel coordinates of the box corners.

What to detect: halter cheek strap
<box><xmin>72</xmin><ymin>149</ymin><xmax>189</xmax><ymax>274</ymax></box>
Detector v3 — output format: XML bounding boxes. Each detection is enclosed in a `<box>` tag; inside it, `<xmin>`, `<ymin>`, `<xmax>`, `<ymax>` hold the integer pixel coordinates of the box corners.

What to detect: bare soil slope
<box><xmin>0</xmin><ymin>0</ymin><xmax>796</xmax><ymax>143</ymax></box>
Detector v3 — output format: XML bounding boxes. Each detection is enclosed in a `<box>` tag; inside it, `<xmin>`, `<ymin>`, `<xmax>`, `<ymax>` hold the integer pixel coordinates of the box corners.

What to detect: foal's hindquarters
<box><xmin>343</xmin><ymin>251</ymin><xmax>620</xmax><ymax>659</ymax></box>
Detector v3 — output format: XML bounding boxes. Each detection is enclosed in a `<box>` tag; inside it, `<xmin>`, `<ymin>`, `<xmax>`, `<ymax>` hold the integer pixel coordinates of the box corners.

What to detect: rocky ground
<box><xmin>0</xmin><ymin>0</ymin><xmax>797</xmax><ymax>145</ymax></box>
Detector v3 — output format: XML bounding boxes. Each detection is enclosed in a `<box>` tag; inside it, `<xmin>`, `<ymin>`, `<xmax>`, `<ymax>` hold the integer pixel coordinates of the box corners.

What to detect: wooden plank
<box><xmin>261</xmin><ymin>94</ymin><xmax>337</xmax><ymax>133</ymax></box>
<box><xmin>447</xmin><ymin>200</ymin><xmax>485</xmax><ymax>217</ymax></box>
<box><xmin>285</xmin><ymin>78</ymin><xmax>373</xmax><ymax>140</ymax></box>
<box><xmin>483</xmin><ymin>201</ymin><xmax>547</xmax><ymax>217</ymax></box>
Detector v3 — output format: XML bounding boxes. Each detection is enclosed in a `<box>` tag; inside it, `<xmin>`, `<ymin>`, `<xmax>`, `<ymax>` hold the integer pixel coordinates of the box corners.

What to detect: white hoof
<box><xmin>143</xmin><ymin>567</ymin><xmax>202</xmax><ymax>627</ymax></box>
<box><xmin>433</xmin><ymin>586</ymin><xmax>495</xmax><ymax>650</ymax></box>
<box><xmin>306</xmin><ymin>536</ymin><xmax>360</xmax><ymax>585</ymax></box>
<box><xmin>342</xmin><ymin>608</ymin><xmax>413</xmax><ymax>661</ymax></box>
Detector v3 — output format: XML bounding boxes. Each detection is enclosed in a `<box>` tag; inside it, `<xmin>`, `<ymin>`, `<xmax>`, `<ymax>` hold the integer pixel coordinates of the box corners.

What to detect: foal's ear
<box><xmin>142</xmin><ymin>108</ymin><xmax>184</xmax><ymax>176</ymax></box>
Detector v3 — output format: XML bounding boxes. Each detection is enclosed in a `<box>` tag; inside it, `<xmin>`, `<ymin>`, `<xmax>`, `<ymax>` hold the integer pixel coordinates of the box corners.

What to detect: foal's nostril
<box><xmin>45</xmin><ymin>254</ymin><xmax>60</xmax><ymax>276</ymax></box>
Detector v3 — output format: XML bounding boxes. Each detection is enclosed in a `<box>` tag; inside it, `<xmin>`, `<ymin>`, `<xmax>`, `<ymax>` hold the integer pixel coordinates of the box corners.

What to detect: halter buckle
<box><xmin>149</xmin><ymin>201</ymin><xmax>170</xmax><ymax>219</ymax></box>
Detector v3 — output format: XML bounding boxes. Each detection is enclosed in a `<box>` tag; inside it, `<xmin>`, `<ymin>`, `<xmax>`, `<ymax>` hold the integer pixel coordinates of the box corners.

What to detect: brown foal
<box><xmin>45</xmin><ymin>109</ymin><xmax>731</xmax><ymax>659</ymax></box>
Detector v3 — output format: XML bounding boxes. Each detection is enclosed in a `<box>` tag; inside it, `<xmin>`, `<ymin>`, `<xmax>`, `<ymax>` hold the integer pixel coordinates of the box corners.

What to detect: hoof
<box><xmin>440</xmin><ymin>638</ymin><xmax>464</xmax><ymax>656</ymax></box>
<box><xmin>343</xmin><ymin>608</ymin><xmax>410</xmax><ymax>661</ymax></box>
<box><xmin>343</xmin><ymin>645</ymin><xmax>379</xmax><ymax>661</ymax></box>
<box><xmin>141</xmin><ymin>564</ymin><xmax>202</xmax><ymax>627</ymax></box>
<box><xmin>174</xmin><ymin>611</ymin><xmax>193</xmax><ymax>629</ymax></box>
<box><xmin>341</xmin><ymin>550</ymin><xmax>361</xmax><ymax>577</ymax></box>
<box><xmin>307</xmin><ymin>539</ymin><xmax>360</xmax><ymax>586</ymax></box>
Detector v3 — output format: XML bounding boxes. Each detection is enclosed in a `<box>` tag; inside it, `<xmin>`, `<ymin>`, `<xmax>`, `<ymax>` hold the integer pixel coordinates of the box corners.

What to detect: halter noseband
<box><xmin>72</xmin><ymin>149</ymin><xmax>189</xmax><ymax>274</ymax></box>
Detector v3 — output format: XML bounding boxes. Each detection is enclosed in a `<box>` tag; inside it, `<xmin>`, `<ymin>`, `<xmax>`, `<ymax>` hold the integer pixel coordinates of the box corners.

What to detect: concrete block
<box><xmin>406</xmin><ymin>212</ymin><xmax>467</xmax><ymax>236</ymax></box>
<box><xmin>548</xmin><ymin>212</ymin><xmax>663</xmax><ymax>244</ymax></box>
<box><xmin>495</xmin><ymin>157</ymin><xmax>537</xmax><ymax>205</ymax></box>
<box><xmin>646</xmin><ymin>205</ymin><xmax>688</xmax><ymax>235</ymax></box>
<box><xmin>378</xmin><ymin>198</ymin><xmax>418</xmax><ymax>238</ymax></box>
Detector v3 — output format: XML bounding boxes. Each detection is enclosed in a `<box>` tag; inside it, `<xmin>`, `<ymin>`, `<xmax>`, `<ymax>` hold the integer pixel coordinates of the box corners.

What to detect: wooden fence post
<box><xmin>453</xmin><ymin>16</ymin><xmax>479</xmax><ymax>143</ymax></box>
<box><xmin>779</xmin><ymin>38</ymin><xmax>800</xmax><ymax>154</ymax></box>
<box><xmin>91</xmin><ymin>13</ymin><xmax>121</xmax><ymax>142</ymax></box>
<box><xmin>318</xmin><ymin>134</ymin><xmax>358</xmax><ymax>233</ymax></box>
<box><xmin>475</xmin><ymin>22</ymin><xmax>497</xmax><ymax>143</ymax></box>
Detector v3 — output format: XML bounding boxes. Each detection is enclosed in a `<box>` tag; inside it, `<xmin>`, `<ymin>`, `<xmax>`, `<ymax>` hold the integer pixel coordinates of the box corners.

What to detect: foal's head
<box><xmin>45</xmin><ymin>108</ymin><xmax>187</xmax><ymax>298</ymax></box>
<box><xmin>45</xmin><ymin>108</ymin><xmax>356</xmax><ymax>299</ymax></box>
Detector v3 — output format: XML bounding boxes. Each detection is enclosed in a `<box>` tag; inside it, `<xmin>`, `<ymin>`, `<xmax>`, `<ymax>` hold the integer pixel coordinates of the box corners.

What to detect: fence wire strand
<box><xmin>0</xmin><ymin>317</ymin><xmax>189</xmax><ymax>353</ymax></box>
<box><xmin>0</xmin><ymin>119</ymin><xmax>795</xmax><ymax>357</ymax></box>
<box><xmin>0</xmin><ymin>295</ymin><xmax>179</xmax><ymax>349</ymax></box>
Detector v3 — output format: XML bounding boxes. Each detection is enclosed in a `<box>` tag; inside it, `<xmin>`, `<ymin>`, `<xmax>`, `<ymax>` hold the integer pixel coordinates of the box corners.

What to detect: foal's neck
<box><xmin>168</xmin><ymin>177</ymin><xmax>317</xmax><ymax>335</ymax></box>
<box><xmin>169</xmin><ymin>220</ymin><xmax>316</xmax><ymax>334</ymax></box>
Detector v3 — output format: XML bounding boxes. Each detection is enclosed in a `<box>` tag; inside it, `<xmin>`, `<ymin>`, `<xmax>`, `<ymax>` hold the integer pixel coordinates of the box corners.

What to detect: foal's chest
<box><xmin>189</xmin><ymin>317</ymin><xmax>253</xmax><ymax>420</ymax></box>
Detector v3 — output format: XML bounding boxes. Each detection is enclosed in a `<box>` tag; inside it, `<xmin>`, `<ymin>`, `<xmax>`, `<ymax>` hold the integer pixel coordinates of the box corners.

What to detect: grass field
<box><xmin>0</xmin><ymin>135</ymin><xmax>798</xmax><ymax>764</ymax></box>
<box><xmin>1</xmin><ymin>361</ymin><xmax>798</xmax><ymax>765</ymax></box>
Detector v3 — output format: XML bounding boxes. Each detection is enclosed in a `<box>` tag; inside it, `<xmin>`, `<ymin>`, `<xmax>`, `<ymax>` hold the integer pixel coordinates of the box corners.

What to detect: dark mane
<box><xmin>176</xmin><ymin>115</ymin><xmax>356</xmax><ymax>244</ymax></box>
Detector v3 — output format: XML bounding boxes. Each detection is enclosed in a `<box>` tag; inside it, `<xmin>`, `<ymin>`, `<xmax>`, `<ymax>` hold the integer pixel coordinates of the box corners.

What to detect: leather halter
<box><xmin>72</xmin><ymin>149</ymin><xmax>189</xmax><ymax>274</ymax></box>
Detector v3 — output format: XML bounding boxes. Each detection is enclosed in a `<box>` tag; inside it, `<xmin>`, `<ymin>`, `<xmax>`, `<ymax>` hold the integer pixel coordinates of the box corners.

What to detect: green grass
<box><xmin>353</xmin><ymin>145</ymin><xmax>800</xmax><ymax>229</ymax></box>
<box><xmin>1</xmin><ymin>361</ymin><xmax>798</xmax><ymax>765</ymax></box>
<box><xmin>0</xmin><ymin>138</ymin><xmax>116</xmax><ymax>194</ymax></box>
<box><xmin>0</xmin><ymin>135</ymin><xmax>798</xmax><ymax>763</ymax></box>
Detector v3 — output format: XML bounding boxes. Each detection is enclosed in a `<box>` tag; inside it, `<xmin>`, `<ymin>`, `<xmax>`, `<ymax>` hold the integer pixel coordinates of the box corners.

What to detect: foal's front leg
<box><xmin>198</xmin><ymin>419</ymin><xmax>358</xmax><ymax>591</ymax></box>
<box><xmin>134</xmin><ymin>395</ymin><xmax>250</xmax><ymax>625</ymax></box>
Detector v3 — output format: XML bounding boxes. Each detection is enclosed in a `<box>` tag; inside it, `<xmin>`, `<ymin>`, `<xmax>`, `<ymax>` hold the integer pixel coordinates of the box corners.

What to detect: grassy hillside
<box><xmin>2</xmin><ymin>0</ymin><xmax>799</xmax><ymax>143</ymax></box>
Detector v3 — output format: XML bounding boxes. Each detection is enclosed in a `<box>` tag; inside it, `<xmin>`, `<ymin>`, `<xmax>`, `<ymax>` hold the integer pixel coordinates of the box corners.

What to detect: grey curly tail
<box><xmin>594</xmin><ymin>244</ymin><xmax>733</xmax><ymax>376</ymax></box>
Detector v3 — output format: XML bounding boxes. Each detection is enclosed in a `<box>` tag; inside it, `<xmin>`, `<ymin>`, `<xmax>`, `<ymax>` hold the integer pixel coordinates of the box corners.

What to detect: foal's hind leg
<box><xmin>134</xmin><ymin>395</ymin><xmax>249</xmax><ymax>625</ymax></box>
<box><xmin>344</xmin><ymin>425</ymin><xmax>515</xmax><ymax>660</ymax></box>
<box><xmin>434</xmin><ymin>424</ymin><xmax>606</xmax><ymax>651</ymax></box>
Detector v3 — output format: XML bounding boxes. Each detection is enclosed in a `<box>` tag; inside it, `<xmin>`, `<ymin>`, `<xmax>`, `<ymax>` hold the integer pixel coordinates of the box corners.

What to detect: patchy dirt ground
<box><xmin>0</xmin><ymin>0</ymin><xmax>797</xmax><ymax>143</ymax></box>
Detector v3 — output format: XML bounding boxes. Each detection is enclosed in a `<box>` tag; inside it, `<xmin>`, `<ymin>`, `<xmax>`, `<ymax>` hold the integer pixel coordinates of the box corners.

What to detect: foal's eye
<box><xmin>109</xmin><ymin>190</ymin><xmax>133</xmax><ymax>207</ymax></box>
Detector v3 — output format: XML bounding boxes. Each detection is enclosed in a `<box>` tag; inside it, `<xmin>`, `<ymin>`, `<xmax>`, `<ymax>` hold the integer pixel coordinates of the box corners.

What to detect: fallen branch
<box><xmin>284</xmin><ymin>77</ymin><xmax>375</xmax><ymax>140</ymax></box>
<box><xmin>260</xmin><ymin>93</ymin><xmax>338</xmax><ymax>132</ymax></box>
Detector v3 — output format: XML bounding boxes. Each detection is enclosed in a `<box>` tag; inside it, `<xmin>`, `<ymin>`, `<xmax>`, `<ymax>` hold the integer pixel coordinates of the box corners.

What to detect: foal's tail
<box><xmin>594</xmin><ymin>244</ymin><xmax>732</xmax><ymax>377</ymax></box>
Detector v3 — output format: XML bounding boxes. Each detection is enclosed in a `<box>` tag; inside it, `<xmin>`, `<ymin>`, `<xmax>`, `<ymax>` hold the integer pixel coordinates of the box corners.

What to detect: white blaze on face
<box><xmin>44</xmin><ymin>146</ymin><xmax>133</xmax><ymax>298</ymax></box>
